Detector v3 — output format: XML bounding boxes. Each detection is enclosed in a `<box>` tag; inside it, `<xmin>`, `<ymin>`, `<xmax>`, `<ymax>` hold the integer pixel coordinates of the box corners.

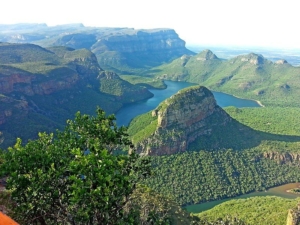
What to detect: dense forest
<box><xmin>144</xmin><ymin>150</ymin><xmax>300</xmax><ymax>205</ymax></box>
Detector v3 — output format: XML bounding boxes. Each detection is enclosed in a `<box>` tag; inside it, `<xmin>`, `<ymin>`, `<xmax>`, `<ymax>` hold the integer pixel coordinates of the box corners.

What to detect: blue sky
<box><xmin>1</xmin><ymin>0</ymin><xmax>299</xmax><ymax>49</ymax></box>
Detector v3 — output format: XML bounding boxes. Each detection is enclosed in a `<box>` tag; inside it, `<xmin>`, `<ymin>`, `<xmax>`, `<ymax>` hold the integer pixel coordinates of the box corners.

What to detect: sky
<box><xmin>1</xmin><ymin>0</ymin><xmax>299</xmax><ymax>49</ymax></box>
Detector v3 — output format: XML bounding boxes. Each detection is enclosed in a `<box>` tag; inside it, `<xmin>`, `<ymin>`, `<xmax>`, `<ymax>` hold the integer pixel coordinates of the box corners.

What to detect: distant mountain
<box><xmin>0</xmin><ymin>24</ymin><xmax>195</xmax><ymax>74</ymax></box>
<box><xmin>0</xmin><ymin>43</ymin><xmax>153</xmax><ymax>148</ymax></box>
<box><xmin>153</xmin><ymin>50</ymin><xmax>300</xmax><ymax>107</ymax></box>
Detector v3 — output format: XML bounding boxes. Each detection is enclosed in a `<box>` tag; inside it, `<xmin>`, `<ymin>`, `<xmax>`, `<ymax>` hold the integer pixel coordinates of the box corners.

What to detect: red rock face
<box><xmin>32</xmin><ymin>74</ymin><xmax>79</xmax><ymax>95</ymax></box>
<box><xmin>0</xmin><ymin>73</ymin><xmax>80</xmax><ymax>96</ymax></box>
<box><xmin>0</xmin><ymin>74</ymin><xmax>33</xmax><ymax>94</ymax></box>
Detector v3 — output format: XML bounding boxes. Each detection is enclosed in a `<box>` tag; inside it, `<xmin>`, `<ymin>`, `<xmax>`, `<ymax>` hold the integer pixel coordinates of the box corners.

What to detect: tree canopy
<box><xmin>1</xmin><ymin>108</ymin><xmax>151</xmax><ymax>224</ymax></box>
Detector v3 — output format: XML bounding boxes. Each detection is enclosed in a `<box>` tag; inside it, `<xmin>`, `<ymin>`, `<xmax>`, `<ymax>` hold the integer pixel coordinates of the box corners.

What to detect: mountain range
<box><xmin>151</xmin><ymin>49</ymin><xmax>300</xmax><ymax>107</ymax></box>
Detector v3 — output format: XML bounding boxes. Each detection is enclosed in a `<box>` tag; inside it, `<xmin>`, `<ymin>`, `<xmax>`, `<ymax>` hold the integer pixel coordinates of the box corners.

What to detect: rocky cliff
<box><xmin>0</xmin><ymin>24</ymin><xmax>194</xmax><ymax>73</ymax></box>
<box><xmin>130</xmin><ymin>85</ymin><xmax>231</xmax><ymax>155</ymax></box>
<box><xmin>90</xmin><ymin>28</ymin><xmax>195</xmax><ymax>72</ymax></box>
<box><xmin>263</xmin><ymin>151</ymin><xmax>300</xmax><ymax>165</ymax></box>
<box><xmin>0</xmin><ymin>43</ymin><xmax>153</xmax><ymax>148</ymax></box>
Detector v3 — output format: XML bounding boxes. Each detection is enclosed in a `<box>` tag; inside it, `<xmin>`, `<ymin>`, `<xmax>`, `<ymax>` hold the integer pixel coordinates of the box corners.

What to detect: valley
<box><xmin>0</xmin><ymin>23</ymin><xmax>300</xmax><ymax>225</ymax></box>
<box><xmin>115</xmin><ymin>80</ymin><xmax>260</xmax><ymax>126</ymax></box>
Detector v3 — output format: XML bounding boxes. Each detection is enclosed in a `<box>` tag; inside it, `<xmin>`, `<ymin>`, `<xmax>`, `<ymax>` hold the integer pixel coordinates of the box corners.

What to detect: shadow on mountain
<box><xmin>188</xmin><ymin>118</ymin><xmax>300</xmax><ymax>151</ymax></box>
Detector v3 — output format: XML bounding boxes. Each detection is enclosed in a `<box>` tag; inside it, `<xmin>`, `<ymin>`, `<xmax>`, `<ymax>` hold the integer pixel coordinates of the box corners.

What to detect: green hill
<box><xmin>152</xmin><ymin>50</ymin><xmax>300</xmax><ymax>107</ymax></box>
<box><xmin>195</xmin><ymin>196</ymin><xmax>299</xmax><ymax>225</ymax></box>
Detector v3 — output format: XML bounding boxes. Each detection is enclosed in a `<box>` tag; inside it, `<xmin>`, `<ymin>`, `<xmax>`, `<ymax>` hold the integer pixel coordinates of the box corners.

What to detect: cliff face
<box><xmin>1</xmin><ymin>24</ymin><xmax>194</xmax><ymax>73</ymax></box>
<box><xmin>263</xmin><ymin>152</ymin><xmax>300</xmax><ymax>165</ymax></box>
<box><xmin>134</xmin><ymin>86</ymin><xmax>231</xmax><ymax>156</ymax></box>
<box><xmin>92</xmin><ymin>29</ymin><xmax>195</xmax><ymax>72</ymax></box>
<box><xmin>49</xmin><ymin>27</ymin><xmax>195</xmax><ymax>72</ymax></box>
<box><xmin>94</xmin><ymin>29</ymin><xmax>188</xmax><ymax>53</ymax></box>
<box><xmin>0</xmin><ymin>43</ymin><xmax>153</xmax><ymax>148</ymax></box>
<box><xmin>0</xmin><ymin>67</ymin><xmax>80</xmax><ymax>95</ymax></box>
<box><xmin>287</xmin><ymin>205</ymin><xmax>300</xmax><ymax>225</ymax></box>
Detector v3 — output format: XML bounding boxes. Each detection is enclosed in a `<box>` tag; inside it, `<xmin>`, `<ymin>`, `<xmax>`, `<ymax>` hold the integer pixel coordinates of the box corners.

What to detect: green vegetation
<box><xmin>144</xmin><ymin>150</ymin><xmax>300</xmax><ymax>206</ymax></box>
<box><xmin>225</xmin><ymin>107</ymin><xmax>300</xmax><ymax>136</ymax></box>
<box><xmin>151</xmin><ymin>50</ymin><xmax>300</xmax><ymax>107</ymax></box>
<box><xmin>0</xmin><ymin>109</ymin><xmax>152</xmax><ymax>224</ymax></box>
<box><xmin>130</xmin><ymin>104</ymin><xmax>300</xmax><ymax>207</ymax></box>
<box><xmin>196</xmin><ymin>196</ymin><xmax>299</xmax><ymax>225</ymax></box>
<box><xmin>0</xmin><ymin>109</ymin><xmax>202</xmax><ymax>225</ymax></box>
<box><xmin>0</xmin><ymin>43</ymin><xmax>60</xmax><ymax>64</ymax></box>
<box><xmin>120</xmin><ymin>75</ymin><xmax>166</xmax><ymax>89</ymax></box>
<box><xmin>99</xmin><ymin>75</ymin><xmax>153</xmax><ymax>103</ymax></box>
<box><xmin>125</xmin><ymin>185</ymin><xmax>200</xmax><ymax>225</ymax></box>
<box><xmin>287</xmin><ymin>188</ymin><xmax>300</xmax><ymax>194</ymax></box>
<box><xmin>128</xmin><ymin>111</ymin><xmax>158</xmax><ymax>144</ymax></box>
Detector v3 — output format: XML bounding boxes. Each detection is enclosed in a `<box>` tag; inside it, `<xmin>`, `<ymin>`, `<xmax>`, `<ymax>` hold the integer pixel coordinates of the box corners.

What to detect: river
<box><xmin>115</xmin><ymin>80</ymin><xmax>293</xmax><ymax>213</ymax></box>
<box><xmin>115</xmin><ymin>80</ymin><xmax>261</xmax><ymax>126</ymax></box>
<box><xmin>185</xmin><ymin>183</ymin><xmax>300</xmax><ymax>213</ymax></box>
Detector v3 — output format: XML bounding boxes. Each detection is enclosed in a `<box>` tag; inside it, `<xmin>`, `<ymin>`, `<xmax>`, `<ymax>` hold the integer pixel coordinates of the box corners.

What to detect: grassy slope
<box><xmin>127</xmin><ymin>111</ymin><xmax>158</xmax><ymax>144</ymax></box>
<box><xmin>151</xmin><ymin>51</ymin><xmax>300</xmax><ymax>107</ymax></box>
<box><xmin>196</xmin><ymin>196</ymin><xmax>299</xmax><ymax>225</ymax></box>
<box><xmin>225</xmin><ymin>107</ymin><xmax>300</xmax><ymax>136</ymax></box>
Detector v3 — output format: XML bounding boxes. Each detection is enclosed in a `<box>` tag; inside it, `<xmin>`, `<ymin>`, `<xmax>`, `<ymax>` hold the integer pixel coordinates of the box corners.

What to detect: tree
<box><xmin>1</xmin><ymin>108</ymin><xmax>151</xmax><ymax>224</ymax></box>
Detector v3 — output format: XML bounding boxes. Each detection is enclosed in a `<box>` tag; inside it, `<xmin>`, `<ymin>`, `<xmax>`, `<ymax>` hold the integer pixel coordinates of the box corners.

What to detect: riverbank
<box><xmin>185</xmin><ymin>183</ymin><xmax>300</xmax><ymax>213</ymax></box>
<box><xmin>256</xmin><ymin>100</ymin><xmax>265</xmax><ymax>107</ymax></box>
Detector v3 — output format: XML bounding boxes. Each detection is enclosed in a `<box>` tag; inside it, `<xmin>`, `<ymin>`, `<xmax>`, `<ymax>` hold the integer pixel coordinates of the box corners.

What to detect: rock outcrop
<box><xmin>263</xmin><ymin>151</ymin><xmax>300</xmax><ymax>164</ymax></box>
<box><xmin>134</xmin><ymin>85</ymin><xmax>231</xmax><ymax>155</ymax></box>
<box><xmin>196</xmin><ymin>49</ymin><xmax>218</xmax><ymax>61</ymax></box>
<box><xmin>287</xmin><ymin>204</ymin><xmax>300</xmax><ymax>225</ymax></box>
<box><xmin>238</xmin><ymin>53</ymin><xmax>266</xmax><ymax>65</ymax></box>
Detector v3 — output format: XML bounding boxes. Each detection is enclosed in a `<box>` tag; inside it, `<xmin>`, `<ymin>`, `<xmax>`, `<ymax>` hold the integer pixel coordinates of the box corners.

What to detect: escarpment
<box><xmin>1</xmin><ymin>24</ymin><xmax>195</xmax><ymax>72</ymax></box>
<box><xmin>92</xmin><ymin>28</ymin><xmax>195</xmax><ymax>71</ymax></box>
<box><xmin>131</xmin><ymin>85</ymin><xmax>232</xmax><ymax>156</ymax></box>
<box><xmin>0</xmin><ymin>43</ymin><xmax>153</xmax><ymax>148</ymax></box>
<box><xmin>94</xmin><ymin>29</ymin><xmax>189</xmax><ymax>54</ymax></box>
